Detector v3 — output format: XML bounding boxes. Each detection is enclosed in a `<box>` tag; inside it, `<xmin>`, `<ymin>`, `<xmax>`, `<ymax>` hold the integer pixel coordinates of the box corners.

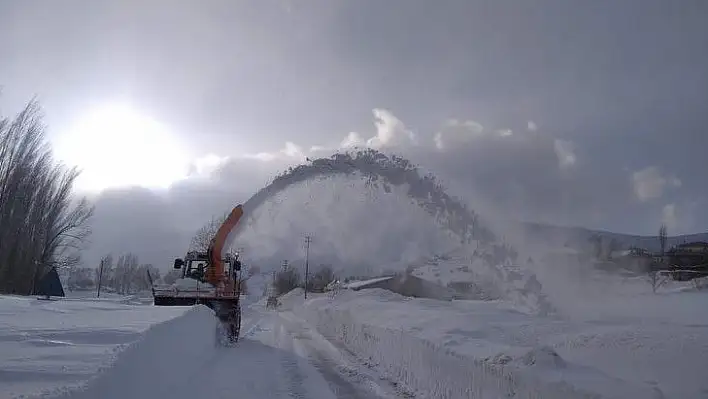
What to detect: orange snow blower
<box><xmin>151</xmin><ymin>205</ymin><xmax>244</xmax><ymax>343</ymax></box>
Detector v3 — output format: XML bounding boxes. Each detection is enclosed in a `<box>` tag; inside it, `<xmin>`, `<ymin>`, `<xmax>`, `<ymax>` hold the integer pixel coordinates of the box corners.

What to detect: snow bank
<box><xmin>295</xmin><ymin>289</ymin><xmax>695</xmax><ymax>398</ymax></box>
<box><xmin>298</xmin><ymin>304</ymin><xmax>590</xmax><ymax>398</ymax></box>
<box><xmin>277</xmin><ymin>287</ymin><xmax>305</xmax><ymax>310</ymax></box>
<box><xmin>44</xmin><ymin>305</ymin><xmax>217</xmax><ymax>399</ymax></box>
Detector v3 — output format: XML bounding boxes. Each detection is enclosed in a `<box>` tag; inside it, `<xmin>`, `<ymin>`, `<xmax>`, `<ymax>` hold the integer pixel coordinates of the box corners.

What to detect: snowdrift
<box><xmin>43</xmin><ymin>305</ymin><xmax>218</xmax><ymax>399</ymax></box>
<box><xmin>295</xmin><ymin>289</ymin><xmax>685</xmax><ymax>399</ymax></box>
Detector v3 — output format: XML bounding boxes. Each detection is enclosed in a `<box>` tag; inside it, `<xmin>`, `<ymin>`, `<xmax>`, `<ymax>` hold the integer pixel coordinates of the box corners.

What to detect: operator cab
<box><xmin>173</xmin><ymin>251</ymin><xmax>242</xmax><ymax>282</ymax></box>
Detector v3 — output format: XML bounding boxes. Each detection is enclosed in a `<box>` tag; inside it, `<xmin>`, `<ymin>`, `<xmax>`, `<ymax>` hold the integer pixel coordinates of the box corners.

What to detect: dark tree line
<box><xmin>0</xmin><ymin>100</ymin><xmax>94</xmax><ymax>295</ymax></box>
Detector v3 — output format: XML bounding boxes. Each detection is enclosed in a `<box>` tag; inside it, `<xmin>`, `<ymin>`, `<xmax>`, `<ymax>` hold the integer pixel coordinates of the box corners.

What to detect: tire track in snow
<box><xmin>273</xmin><ymin>321</ymin><xmax>310</xmax><ymax>399</ymax></box>
<box><xmin>275</xmin><ymin>311</ymin><xmax>400</xmax><ymax>399</ymax></box>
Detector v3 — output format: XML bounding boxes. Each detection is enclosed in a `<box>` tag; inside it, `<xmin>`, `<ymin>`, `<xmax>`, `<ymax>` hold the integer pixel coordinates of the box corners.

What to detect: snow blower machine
<box><xmin>150</xmin><ymin>205</ymin><xmax>245</xmax><ymax>345</ymax></box>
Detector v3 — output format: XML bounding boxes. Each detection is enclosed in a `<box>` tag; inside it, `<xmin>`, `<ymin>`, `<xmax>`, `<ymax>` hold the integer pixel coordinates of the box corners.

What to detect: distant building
<box><xmin>674</xmin><ymin>242</ymin><xmax>708</xmax><ymax>253</ymax></box>
<box><xmin>667</xmin><ymin>242</ymin><xmax>708</xmax><ymax>281</ymax></box>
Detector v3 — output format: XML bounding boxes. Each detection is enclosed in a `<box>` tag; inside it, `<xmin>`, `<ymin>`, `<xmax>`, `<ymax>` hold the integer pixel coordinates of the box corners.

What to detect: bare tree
<box><xmin>67</xmin><ymin>267</ymin><xmax>94</xmax><ymax>291</ymax></box>
<box><xmin>112</xmin><ymin>253</ymin><xmax>139</xmax><ymax>294</ymax></box>
<box><xmin>95</xmin><ymin>254</ymin><xmax>113</xmax><ymax>297</ymax></box>
<box><xmin>129</xmin><ymin>263</ymin><xmax>159</xmax><ymax>292</ymax></box>
<box><xmin>0</xmin><ymin>100</ymin><xmax>94</xmax><ymax>295</ymax></box>
<box><xmin>190</xmin><ymin>214</ymin><xmax>227</xmax><ymax>252</ymax></box>
<box><xmin>275</xmin><ymin>265</ymin><xmax>300</xmax><ymax>295</ymax></box>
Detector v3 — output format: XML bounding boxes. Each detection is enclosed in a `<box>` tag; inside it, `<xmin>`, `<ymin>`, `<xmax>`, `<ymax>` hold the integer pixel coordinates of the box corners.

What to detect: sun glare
<box><xmin>55</xmin><ymin>103</ymin><xmax>189</xmax><ymax>192</ymax></box>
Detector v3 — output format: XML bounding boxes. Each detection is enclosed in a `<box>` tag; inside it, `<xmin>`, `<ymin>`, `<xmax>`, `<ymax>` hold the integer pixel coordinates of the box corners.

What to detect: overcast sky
<box><xmin>1</xmin><ymin>0</ymin><xmax>707</xmax><ymax>270</ymax></box>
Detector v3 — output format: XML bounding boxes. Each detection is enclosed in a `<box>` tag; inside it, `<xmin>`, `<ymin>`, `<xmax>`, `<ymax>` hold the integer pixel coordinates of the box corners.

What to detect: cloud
<box><xmin>527</xmin><ymin>121</ymin><xmax>538</xmax><ymax>131</ymax></box>
<box><xmin>661</xmin><ymin>203</ymin><xmax>677</xmax><ymax>230</ymax></box>
<box><xmin>81</xmin><ymin>107</ymin><xmax>687</xmax><ymax>273</ymax></box>
<box><xmin>631</xmin><ymin>166</ymin><xmax>681</xmax><ymax>202</ymax></box>
<box><xmin>336</xmin><ymin>110</ymin><xmax>637</xmax><ymax>234</ymax></box>
<box><xmin>419</xmin><ymin>121</ymin><xmax>616</xmax><ymax>228</ymax></box>
<box><xmin>244</xmin><ymin>141</ymin><xmax>306</xmax><ymax>162</ymax></box>
<box><xmin>187</xmin><ymin>154</ymin><xmax>230</xmax><ymax>178</ymax></box>
<box><xmin>366</xmin><ymin>108</ymin><xmax>416</xmax><ymax>148</ymax></box>
<box><xmin>433</xmin><ymin>119</ymin><xmax>487</xmax><ymax>150</ymax></box>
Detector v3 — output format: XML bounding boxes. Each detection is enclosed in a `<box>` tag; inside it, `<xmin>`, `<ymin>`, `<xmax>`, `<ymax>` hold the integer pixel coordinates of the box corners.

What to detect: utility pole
<box><xmin>304</xmin><ymin>235</ymin><xmax>312</xmax><ymax>299</ymax></box>
<box><xmin>97</xmin><ymin>259</ymin><xmax>104</xmax><ymax>298</ymax></box>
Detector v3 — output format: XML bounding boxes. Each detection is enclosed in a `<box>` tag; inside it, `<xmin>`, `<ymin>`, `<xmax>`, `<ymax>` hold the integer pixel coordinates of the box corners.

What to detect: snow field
<box><xmin>294</xmin><ymin>289</ymin><xmax>677</xmax><ymax>399</ymax></box>
<box><xmin>0</xmin><ymin>295</ymin><xmax>189</xmax><ymax>399</ymax></box>
<box><xmin>298</xmin><ymin>302</ymin><xmax>593</xmax><ymax>399</ymax></box>
<box><xmin>44</xmin><ymin>305</ymin><xmax>217</xmax><ymax>399</ymax></box>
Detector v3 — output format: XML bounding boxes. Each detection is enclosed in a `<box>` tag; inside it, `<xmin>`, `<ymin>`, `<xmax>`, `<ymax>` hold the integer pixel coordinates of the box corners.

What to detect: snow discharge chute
<box><xmin>207</xmin><ymin>205</ymin><xmax>244</xmax><ymax>287</ymax></box>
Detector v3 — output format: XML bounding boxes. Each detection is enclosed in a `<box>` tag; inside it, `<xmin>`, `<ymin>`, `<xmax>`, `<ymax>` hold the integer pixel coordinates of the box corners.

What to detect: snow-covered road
<box><xmin>52</xmin><ymin>307</ymin><xmax>399</xmax><ymax>399</ymax></box>
<box><xmin>172</xmin><ymin>310</ymin><xmax>395</xmax><ymax>399</ymax></box>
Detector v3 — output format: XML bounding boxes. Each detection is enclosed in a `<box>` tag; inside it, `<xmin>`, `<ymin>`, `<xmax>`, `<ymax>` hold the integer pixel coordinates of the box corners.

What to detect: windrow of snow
<box><xmin>294</xmin><ymin>289</ymin><xmax>690</xmax><ymax>399</ymax></box>
<box><xmin>41</xmin><ymin>305</ymin><xmax>217</xmax><ymax>399</ymax></box>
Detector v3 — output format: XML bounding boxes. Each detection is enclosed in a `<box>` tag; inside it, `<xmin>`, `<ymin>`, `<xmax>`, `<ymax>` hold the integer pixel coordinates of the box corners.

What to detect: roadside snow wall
<box><xmin>298</xmin><ymin>303</ymin><xmax>600</xmax><ymax>399</ymax></box>
<box><xmin>43</xmin><ymin>305</ymin><xmax>217</xmax><ymax>399</ymax></box>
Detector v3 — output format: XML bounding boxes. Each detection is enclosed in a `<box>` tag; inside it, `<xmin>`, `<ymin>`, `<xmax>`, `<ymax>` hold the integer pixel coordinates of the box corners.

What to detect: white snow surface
<box><xmin>0</xmin><ymin>294</ymin><xmax>189</xmax><ymax>398</ymax></box>
<box><xmin>294</xmin><ymin>287</ymin><xmax>708</xmax><ymax>399</ymax></box>
<box><xmin>1</xmin><ymin>291</ymin><xmax>400</xmax><ymax>399</ymax></box>
<box><xmin>3</xmin><ymin>263</ymin><xmax>708</xmax><ymax>398</ymax></box>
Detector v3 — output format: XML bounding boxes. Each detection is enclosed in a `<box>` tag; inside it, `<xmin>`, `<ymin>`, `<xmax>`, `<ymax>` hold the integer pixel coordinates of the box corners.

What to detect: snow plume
<box><xmin>228</xmin><ymin>149</ymin><xmax>552</xmax><ymax>315</ymax></box>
